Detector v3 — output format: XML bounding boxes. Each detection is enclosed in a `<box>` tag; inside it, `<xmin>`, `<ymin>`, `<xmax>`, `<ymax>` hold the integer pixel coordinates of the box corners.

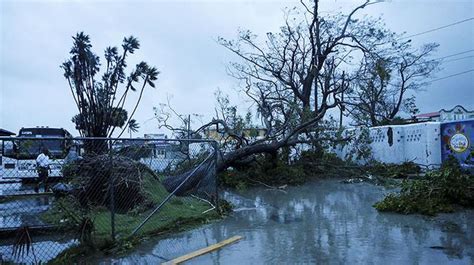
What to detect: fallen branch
<box><xmin>202</xmin><ymin>207</ymin><xmax>216</xmax><ymax>214</ymax></box>
<box><xmin>190</xmin><ymin>194</ymin><xmax>216</xmax><ymax>214</ymax></box>
<box><xmin>246</xmin><ymin>177</ymin><xmax>287</xmax><ymax>193</ymax></box>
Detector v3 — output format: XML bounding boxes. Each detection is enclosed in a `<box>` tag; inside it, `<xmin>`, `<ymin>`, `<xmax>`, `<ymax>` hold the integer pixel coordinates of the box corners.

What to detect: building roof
<box><xmin>439</xmin><ymin>105</ymin><xmax>474</xmax><ymax>113</ymax></box>
<box><xmin>205</xmin><ymin>127</ymin><xmax>267</xmax><ymax>132</ymax></box>
<box><xmin>0</xmin><ymin>128</ymin><xmax>15</xmax><ymax>136</ymax></box>
<box><xmin>416</xmin><ymin>105</ymin><xmax>474</xmax><ymax>120</ymax></box>
<box><xmin>416</xmin><ymin>112</ymin><xmax>440</xmax><ymax>118</ymax></box>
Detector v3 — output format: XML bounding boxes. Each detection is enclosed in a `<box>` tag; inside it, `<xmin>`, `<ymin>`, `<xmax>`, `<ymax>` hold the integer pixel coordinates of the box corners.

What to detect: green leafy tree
<box><xmin>61</xmin><ymin>32</ymin><xmax>159</xmax><ymax>139</ymax></box>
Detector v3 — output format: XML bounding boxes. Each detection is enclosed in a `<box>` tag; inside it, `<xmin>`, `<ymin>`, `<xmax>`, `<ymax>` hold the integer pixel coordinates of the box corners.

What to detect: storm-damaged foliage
<box><xmin>374</xmin><ymin>158</ymin><xmax>474</xmax><ymax>215</ymax></box>
<box><xmin>345</xmin><ymin>43</ymin><xmax>439</xmax><ymax>127</ymax></box>
<box><xmin>365</xmin><ymin>161</ymin><xmax>421</xmax><ymax>178</ymax></box>
<box><xmin>155</xmin><ymin>0</ymin><xmax>438</xmax><ymax>176</ymax></box>
<box><xmin>219</xmin><ymin>148</ymin><xmax>423</xmax><ymax>190</ymax></box>
<box><xmin>62</xmin><ymin>155</ymin><xmax>157</xmax><ymax>212</ymax></box>
<box><xmin>219</xmin><ymin>150</ymin><xmax>350</xmax><ymax>189</ymax></box>
<box><xmin>115</xmin><ymin>145</ymin><xmax>153</xmax><ymax>160</ymax></box>
<box><xmin>219</xmin><ymin>156</ymin><xmax>306</xmax><ymax>190</ymax></box>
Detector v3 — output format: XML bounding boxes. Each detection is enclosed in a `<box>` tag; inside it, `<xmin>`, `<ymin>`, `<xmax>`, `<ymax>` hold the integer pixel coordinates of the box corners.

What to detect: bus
<box><xmin>0</xmin><ymin>127</ymin><xmax>73</xmax><ymax>182</ymax></box>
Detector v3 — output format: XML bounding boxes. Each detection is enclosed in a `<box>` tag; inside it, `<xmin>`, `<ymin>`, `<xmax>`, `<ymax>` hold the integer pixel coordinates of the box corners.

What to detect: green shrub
<box><xmin>296</xmin><ymin>150</ymin><xmax>350</xmax><ymax>178</ymax></box>
<box><xmin>374</xmin><ymin>159</ymin><xmax>474</xmax><ymax>215</ymax></box>
<box><xmin>219</xmin><ymin>150</ymin><xmax>349</xmax><ymax>189</ymax></box>
<box><xmin>219</xmin><ymin>159</ymin><xmax>306</xmax><ymax>189</ymax></box>
<box><xmin>115</xmin><ymin>145</ymin><xmax>153</xmax><ymax>160</ymax></box>
<box><xmin>366</xmin><ymin>161</ymin><xmax>421</xmax><ymax>178</ymax></box>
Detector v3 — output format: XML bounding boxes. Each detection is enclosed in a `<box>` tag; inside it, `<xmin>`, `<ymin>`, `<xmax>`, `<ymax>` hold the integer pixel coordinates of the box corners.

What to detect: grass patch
<box><xmin>41</xmin><ymin>171</ymin><xmax>222</xmax><ymax>263</ymax></box>
<box><xmin>48</xmin><ymin>215</ymin><xmax>218</xmax><ymax>265</ymax></box>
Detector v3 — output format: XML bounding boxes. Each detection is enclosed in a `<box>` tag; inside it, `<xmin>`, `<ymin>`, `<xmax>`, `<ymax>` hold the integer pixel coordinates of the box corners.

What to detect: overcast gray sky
<box><xmin>1</xmin><ymin>0</ymin><xmax>473</xmax><ymax>137</ymax></box>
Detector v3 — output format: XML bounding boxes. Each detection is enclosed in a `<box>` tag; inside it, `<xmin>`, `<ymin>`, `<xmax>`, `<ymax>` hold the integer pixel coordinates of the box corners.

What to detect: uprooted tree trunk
<box><xmin>216</xmin><ymin>139</ymin><xmax>289</xmax><ymax>172</ymax></box>
<box><xmin>159</xmin><ymin>143</ymin><xmax>289</xmax><ymax>196</ymax></box>
<box><xmin>65</xmin><ymin>155</ymin><xmax>158</xmax><ymax>212</ymax></box>
<box><xmin>161</xmin><ymin>160</ymin><xmax>216</xmax><ymax>196</ymax></box>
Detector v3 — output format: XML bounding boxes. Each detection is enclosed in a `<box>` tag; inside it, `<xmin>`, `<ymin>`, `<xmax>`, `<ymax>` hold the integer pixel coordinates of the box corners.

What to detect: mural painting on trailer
<box><xmin>441</xmin><ymin>119</ymin><xmax>474</xmax><ymax>171</ymax></box>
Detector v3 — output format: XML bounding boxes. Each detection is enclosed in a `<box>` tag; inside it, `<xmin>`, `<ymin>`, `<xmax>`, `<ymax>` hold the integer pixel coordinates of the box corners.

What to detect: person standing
<box><xmin>36</xmin><ymin>148</ymin><xmax>51</xmax><ymax>192</ymax></box>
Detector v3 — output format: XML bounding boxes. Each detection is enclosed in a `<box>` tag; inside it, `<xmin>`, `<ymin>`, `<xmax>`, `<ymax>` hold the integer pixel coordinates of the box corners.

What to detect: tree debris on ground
<box><xmin>374</xmin><ymin>158</ymin><xmax>474</xmax><ymax>215</ymax></box>
<box><xmin>63</xmin><ymin>154</ymin><xmax>159</xmax><ymax>212</ymax></box>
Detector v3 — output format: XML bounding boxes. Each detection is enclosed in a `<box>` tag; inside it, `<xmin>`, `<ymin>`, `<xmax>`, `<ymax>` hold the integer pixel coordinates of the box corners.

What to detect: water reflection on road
<box><xmin>0</xmin><ymin>183</ymin><xmax>51</xmax><ymax>228</ymax></box>
<box><xmin>104</xmin><ymin>179</ymin><xmax>474</xmax><ymax>264</ymax></box>
<box><xmin>0</xmin><ymin>182</ymin><xmax>78</xmax><ymax>264</ymax></box>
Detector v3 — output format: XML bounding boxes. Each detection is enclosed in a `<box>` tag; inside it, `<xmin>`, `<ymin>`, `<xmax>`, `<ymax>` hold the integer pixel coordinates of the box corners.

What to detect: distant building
<box><xmin>415</xmin><ymin>112</ymin><xmax>441</xmax><ymax>122</ymax></box>
<box><xmin>439</xmin><ymin>105</ymin><xmax>474</xmax><ymax>122</ymax></box>
<box><xmin>416</xmin><ymin>105</ymin><xmax>474</xmax><ymax>122</ymax></box>
<box><xmin>204</xmin><ymin>127</ymin><xmax>267</xmax><ymax>143</ymax></box>
<box><xmin>0</xmin><ymin>128</ymin><xmax>15</xmax><ymax>136</ymax></box>
<box><xmin>112</xmin><ymin>133</ymin><xmax>186</xmax><ymax>172</ymax></box>
<box><xmin>144</xmin><ymin>133</ymin><xmax>168</xmax><ymax>140</ymax></box>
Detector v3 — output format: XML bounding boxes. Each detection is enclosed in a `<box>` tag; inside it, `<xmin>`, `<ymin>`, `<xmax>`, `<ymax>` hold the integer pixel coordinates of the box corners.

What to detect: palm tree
<box><xmin>127</xmin><ymin>119</ymin><xmax>140</xmax><ymax>138</ymax></box>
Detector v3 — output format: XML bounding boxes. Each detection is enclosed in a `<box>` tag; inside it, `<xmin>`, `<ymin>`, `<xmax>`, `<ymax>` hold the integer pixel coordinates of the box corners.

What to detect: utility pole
<box><xmin>187</xmin><ymin>114</ymin><xmax>191</xmax><ymax>139</ymax></box>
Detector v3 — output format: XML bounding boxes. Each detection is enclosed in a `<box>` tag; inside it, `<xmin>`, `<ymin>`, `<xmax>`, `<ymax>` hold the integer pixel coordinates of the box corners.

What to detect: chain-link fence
<box><xmin>0</xmin><ymin>136</ymin><xmax>219</xmax><ymax>264</ymax></box>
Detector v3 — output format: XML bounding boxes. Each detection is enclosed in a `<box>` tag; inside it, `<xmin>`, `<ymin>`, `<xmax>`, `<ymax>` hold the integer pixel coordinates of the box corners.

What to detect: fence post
<box><xmin>213</xmin><ymin>141</ymin><xmax>219</xmax><ymax>211</ymax></box>
<box><xmin>109</xmin><ymin>145</ymin><xmax>116</xmax><ymax>241</ymax></box>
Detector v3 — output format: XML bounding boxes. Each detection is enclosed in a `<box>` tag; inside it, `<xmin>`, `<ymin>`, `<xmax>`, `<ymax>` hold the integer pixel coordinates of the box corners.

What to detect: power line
<box><xmin>430</xmin><ymin>69</ymin><xmax>474</xmax><ymax>82</ymax></box>
<box><xmin>386</xmin><ymin>69</ymin><xmax>473</xmax><ymax>86</ymax></box>
<box><xmin>412</xmin><ymin>50</ymin><xmax>474</xmax><ymax>66</ymax></box>
<box><xmin>401</xmin><ymin>17</ymin><xmax>474</xmax><ymax>39</ymax></box>
<box><xmin>434</xmin><ymin>49</ymin><xmax>474</xmax><ymax>61</ymax></box>
<box><xmin>442</xmin><ymin>55</ymin><xmax>474</xmax><ymax>64</ymax></box>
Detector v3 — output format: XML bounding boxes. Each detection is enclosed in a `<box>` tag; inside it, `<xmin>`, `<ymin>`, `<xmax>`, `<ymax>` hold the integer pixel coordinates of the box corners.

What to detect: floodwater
<box><xmin>0</xmin><ymin>182</ymin><xmax>76</xmax><ymax>264</ymax></box>
<box><xmin>0</xmin><ymin>183</ymin><xmax>51</xmax><ymax>228</ymax></box>
<box><xmin>98</xmin><ymin>179</ymin><xmax>474</xmax><ymax>265</ymax></box>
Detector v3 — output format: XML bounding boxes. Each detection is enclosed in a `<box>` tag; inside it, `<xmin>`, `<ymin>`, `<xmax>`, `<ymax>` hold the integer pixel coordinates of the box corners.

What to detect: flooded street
<box><xmin>1</xmin><ymin>179</ymin><xmax>473</xmax><ymax>264</ymax></box>
<box><xmin>0</xmin><ymin>182</ymin><xmax>76</xmax><ymax>264</ymax></box>
<box><xmin>0</xmin><ymin>197</ymin><xmax>50</xmax><ymax>228</ymax></box>
<box><xmin>0</xmin><ymin>183</ymin><xmax>52</xmax><ymax>228</ymax></box>
<box><xmin>100</xmin><ymin>179</ymin><xmax>474</xmax><ymax>264</ymax></box>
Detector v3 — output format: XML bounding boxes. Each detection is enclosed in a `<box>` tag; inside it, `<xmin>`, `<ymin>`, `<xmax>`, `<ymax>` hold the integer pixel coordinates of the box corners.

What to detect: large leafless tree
<box><xmin>345</xmin><ymin>42</ymin><xmax>439</xmax><ymax>126</ymax></box>
<box><xmin>158</xmin><ymin>0</ymin><xmax>437</xmax><ymax>172</ymax></box>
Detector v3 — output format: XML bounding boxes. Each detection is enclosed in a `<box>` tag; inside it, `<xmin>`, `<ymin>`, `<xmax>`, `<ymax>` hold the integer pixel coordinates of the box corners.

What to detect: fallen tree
<box><xmin>156</xmin><ymin>0</ymin><xmax>438</xmax><ymax>174</ymax></box>
<box><xmin>161</xmin><ymin>159</ymin><xmax>215</xmax><ymax>196</ymax></box>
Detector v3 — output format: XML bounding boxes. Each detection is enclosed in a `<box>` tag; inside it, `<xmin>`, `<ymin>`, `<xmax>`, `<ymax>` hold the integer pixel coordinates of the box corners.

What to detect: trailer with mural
<box><xmin>441</xmin><ymin>119</ymin><xmax>474</xmax><ymax>171</ymax></box>
<box><xmin>334</xmin><ymin>119</ymin><xmax>474</xmax><ymax>171</ymax></box>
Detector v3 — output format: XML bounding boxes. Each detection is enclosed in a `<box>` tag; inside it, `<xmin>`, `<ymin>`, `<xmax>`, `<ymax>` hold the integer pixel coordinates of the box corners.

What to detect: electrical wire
<box><xmin>442</xmin><ymin>55</ymin><xmax>474</xmax><ymax>64</ymax></box>
<box><xmin>401</xmin><ymin>17</ymin><xmax>474</xmax><ymax>39</ymax></box>
<box><xmin>429</xmin><ymin>69</ymin><xmax>474</xmax><ymax>82</ymax></box>
<box><xmin>433</xmin><ymin>49</ymin><xmax>474</xmax><ymax>61</ymax></box>
<box><xmin>411</xmin><ymin>50</ymin><xmax>474</xmax><ymax>66</ymax></box>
